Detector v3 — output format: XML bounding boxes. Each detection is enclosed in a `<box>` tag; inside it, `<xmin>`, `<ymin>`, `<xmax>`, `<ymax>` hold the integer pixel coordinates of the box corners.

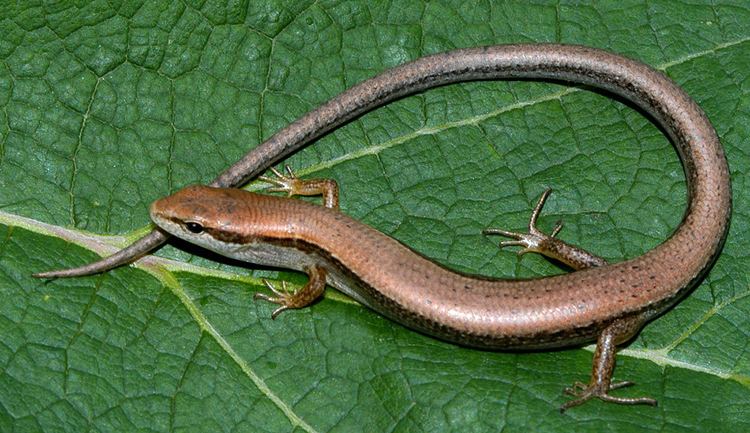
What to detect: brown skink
<box><xmin>37</xmin><ymin>45</ymin><xmax>732</xmax><ymax>410</ymax></box>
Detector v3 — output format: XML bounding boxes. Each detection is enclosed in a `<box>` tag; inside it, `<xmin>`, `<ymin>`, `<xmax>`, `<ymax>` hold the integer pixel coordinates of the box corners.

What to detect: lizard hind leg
<box><xmin>560</xmin><ymin>314</ymin><xmax>657</xmax><ymax>412</ymax></box>
<box><xmin>483</xmin><ymin>189</ymin><xmax>608</xmax><ymax>270</ymax></box>
<box><xmin>485</xmin><ymin>190</ymin><xmax>656</xmax><ymax>411</ymax></box>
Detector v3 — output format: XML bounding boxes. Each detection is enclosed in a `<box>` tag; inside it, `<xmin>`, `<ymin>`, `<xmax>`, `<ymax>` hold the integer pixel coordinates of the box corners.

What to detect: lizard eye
<box><xmin>184</xmin><ymin>221</ymin><xmax>204</xmax><ymax>234</ymax></box>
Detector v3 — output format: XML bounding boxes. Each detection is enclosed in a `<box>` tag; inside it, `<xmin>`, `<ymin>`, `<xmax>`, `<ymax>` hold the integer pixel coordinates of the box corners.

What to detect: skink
<box><xmin>36</xmin><ymin>44</ymin><xmax>732</xmax><ymax>410</ymax></box>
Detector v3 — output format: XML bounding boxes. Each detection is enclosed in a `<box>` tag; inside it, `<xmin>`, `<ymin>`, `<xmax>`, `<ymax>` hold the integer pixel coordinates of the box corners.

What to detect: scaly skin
<box><xmin>37</xmin><ymin>44</ymin><xmax>732</xmax><ymax>410</ymax></box>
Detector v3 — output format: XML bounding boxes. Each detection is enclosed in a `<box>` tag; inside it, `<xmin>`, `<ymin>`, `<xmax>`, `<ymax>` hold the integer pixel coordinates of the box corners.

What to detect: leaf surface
<box><xmin>1</xmin><ymin>1</ymin><xmax>749</xmax><ymax>432</ymax></box>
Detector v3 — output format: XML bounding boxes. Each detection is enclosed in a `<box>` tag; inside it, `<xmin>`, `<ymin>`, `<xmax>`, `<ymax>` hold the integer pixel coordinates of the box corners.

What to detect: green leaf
<box><xmin>1</xmin><ymin>1</ymin><xmax>749</xmax><ymax>432</ymax></box>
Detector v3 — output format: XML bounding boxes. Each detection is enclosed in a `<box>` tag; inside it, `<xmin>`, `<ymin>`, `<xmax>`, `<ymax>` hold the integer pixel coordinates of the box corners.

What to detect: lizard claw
<box><xmin>260</xmin><ymin>165</ymin><xmax>299</xmax><ymax>195</ymax></box>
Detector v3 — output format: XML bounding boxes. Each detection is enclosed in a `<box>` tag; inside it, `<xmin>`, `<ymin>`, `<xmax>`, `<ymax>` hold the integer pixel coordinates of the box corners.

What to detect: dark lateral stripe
<box><xmin>173</xmin><ymin>217</ymin><xmax>647</xmax><ymax>349</ymax></box>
